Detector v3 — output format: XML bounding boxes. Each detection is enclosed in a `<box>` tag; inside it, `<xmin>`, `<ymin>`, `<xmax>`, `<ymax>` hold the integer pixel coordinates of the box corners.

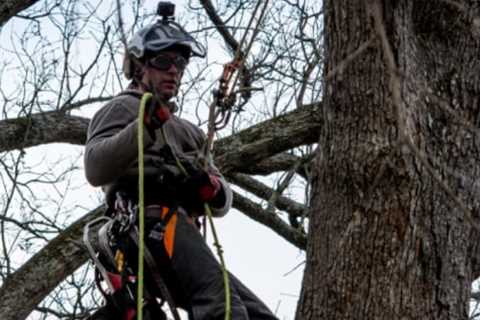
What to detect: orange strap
<box><xmin>160</xmin><ymin>207</ymin><xmax>177</xmax><ymax>258</ymax></box>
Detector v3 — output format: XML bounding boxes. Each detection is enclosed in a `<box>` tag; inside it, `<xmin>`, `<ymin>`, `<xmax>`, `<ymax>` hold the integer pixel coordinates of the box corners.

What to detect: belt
<box><xmin>144</xmin><ymin>205</ymin><xmax>171</xmax><ymax>219</ymax></box>
<box><xmin>144</xmin><ymin>205</ymin><xmax>188</xmax><ymax>219</ymax></box>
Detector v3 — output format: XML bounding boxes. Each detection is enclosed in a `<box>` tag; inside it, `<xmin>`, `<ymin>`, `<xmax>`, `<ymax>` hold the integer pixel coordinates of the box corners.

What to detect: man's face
<box><xmin>141</xmin><ymin>50</ymin><xmax>188</xmax><ymax>100</ymax></box>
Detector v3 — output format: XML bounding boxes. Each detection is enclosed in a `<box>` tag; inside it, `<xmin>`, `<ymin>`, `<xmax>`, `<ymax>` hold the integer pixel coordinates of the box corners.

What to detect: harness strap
<box><xmin>145</xmin><ymin>205</ymin><xmax>177</xmax><ymax>258</ymax></box>
<box><xmin>129</xmin><ymin>227</ymin><xmax>181</xmax><ymax>320</ymax></box>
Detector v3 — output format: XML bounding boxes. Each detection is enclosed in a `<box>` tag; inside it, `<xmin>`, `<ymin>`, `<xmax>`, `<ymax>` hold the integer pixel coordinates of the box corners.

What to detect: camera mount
<box><xmin>157</xmin><ymin>1</ymin><xmax>175</xmax><ymax>23</ymax></box>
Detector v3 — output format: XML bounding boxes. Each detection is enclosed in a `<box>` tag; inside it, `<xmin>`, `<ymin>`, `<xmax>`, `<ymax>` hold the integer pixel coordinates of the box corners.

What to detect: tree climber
<box><xmin>83</xmin><ymin>2</ymin><xmax>278</xmax><ymax>320</ymax></box>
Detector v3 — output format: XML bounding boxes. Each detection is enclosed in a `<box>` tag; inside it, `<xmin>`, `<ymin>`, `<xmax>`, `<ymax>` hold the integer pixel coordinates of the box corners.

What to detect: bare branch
<box><xmin>232</xmin><ymin>190</ymin><xmax>306</xmax><ymax>250</ymax></box>
<box><xmin>0</xmin><ymin>0</ymin><xmax>40</xmax><ymax>27</ymax></box>
<box><xmin>240</xmin><ymin>152</ymin><xmax>310</xmax><ymax>179</ymax></box>
<box><xmin>215</xmin><ymin>102</ymin><xmax>321</xmax><ymax>173</ymax></box>
<box><xmin>0</xmin><ymin>206</ymin><xmax>104</xmax><ymax>320</ymax></box>
<box><xmin>227</xmin><ymin>173</ymin><xmax>306</xmax><ymax>218</ymax></box>
<box><xmin>199</xmin><ymin>0</ymin><xmax>240</xmax><ymax>53</ymax></box>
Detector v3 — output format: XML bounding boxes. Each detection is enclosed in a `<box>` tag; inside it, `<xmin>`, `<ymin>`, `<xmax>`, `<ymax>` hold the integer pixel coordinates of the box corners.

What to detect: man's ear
<box><xmin>123</xmin><ymin>54</ymin><xmax>134</xmax><ymax>80</ymax></box>
<box><xmin>138</xmin><ymin>64</ymin><xmax>151</xmax><ymax>86</ymax></box>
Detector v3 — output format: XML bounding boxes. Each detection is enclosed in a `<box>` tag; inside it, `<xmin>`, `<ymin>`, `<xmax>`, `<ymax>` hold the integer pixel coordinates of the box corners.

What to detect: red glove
<box><xmin>198</xmin><ymin>174</ymin><xmax>221</xmax><ymax>202</ymax></box>
<box><xmin>182</xmin><ymin>171</ymin><xmax>223</xmax><ymax>210</ymax></box>
<box><xmin>144</xmin><ymin>99</ymin><xmax>171</xmax><ymax>130</ymax></box>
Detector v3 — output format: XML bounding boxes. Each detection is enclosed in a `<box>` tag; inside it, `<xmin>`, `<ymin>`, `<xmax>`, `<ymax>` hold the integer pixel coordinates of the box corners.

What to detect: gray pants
<box><xmin>147</xmin><ymin>208</ymin><xmax>278</xmax><ymax>320</ymax></box>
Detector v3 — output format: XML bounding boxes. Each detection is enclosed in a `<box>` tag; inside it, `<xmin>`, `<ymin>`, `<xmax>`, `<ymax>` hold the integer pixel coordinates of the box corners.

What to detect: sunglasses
<box><xmin>148</xmin><ymin>54</ymin><xmax>188</xmax><ymax>72</ymax></box>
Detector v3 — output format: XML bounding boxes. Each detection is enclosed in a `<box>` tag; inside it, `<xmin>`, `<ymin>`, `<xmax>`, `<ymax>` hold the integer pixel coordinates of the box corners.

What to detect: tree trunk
<box><xmin>297</xmin><ymin>1</ymin><xmax>480</xmax><ymax>319</ymax></box>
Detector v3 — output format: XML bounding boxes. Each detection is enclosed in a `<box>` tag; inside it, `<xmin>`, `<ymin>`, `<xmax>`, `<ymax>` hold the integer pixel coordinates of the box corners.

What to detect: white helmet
<box><xmin>123</xmin><ymin>2</ymin><xmax>206</xmax><ymax>79</ymax></box>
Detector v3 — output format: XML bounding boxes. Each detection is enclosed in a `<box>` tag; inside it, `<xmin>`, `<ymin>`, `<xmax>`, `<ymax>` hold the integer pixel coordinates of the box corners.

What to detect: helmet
<box><xmin>127</xmin><ymin>22</ymin><xmax>206</xmax><ymax>59</ymax></box>
<box><xmin>123</xmin><ymin>2</ymin><xmax>206</xmax><ymax>80</ymax></box>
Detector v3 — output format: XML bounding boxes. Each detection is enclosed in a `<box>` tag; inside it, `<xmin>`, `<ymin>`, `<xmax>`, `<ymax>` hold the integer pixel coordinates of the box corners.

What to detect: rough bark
<box><xmin>0</xmin><ymin>0</ymin><xmax>39</xmax><ymax>26</ymax></box>
<box><xmin>297</xmin><ymin>1</ymin><xmax>480</xmax><ymax>320</ymax></box>
<box><xmin>0</xmin><ymin>206</ymin><xmax>104</xmax><ymax>320</ymax></box>
<box><xmin>215</xmin><ymin>102</ymin><xmax>321</xmax><ymax>173</ymax></box>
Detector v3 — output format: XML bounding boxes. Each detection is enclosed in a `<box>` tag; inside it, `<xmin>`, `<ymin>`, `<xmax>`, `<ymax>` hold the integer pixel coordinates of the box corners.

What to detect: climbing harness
<box><xmin>83</xmin><ymin>192</ymin><xmax>181</xmax><ymax>320</ymax></box>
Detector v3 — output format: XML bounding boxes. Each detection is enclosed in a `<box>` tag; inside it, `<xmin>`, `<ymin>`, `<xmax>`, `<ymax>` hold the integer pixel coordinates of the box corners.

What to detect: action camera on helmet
<box><xmin>157</xmin><ymin>1</ymin><xmax>175</xmax><ymax>21</ymax></box>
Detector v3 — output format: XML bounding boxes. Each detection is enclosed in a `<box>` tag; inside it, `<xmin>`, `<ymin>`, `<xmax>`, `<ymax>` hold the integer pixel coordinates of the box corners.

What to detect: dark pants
<box><xmin>145</xmin><ymin>207</ymin><xmax>278</xmax><ymax>320</ymax></box>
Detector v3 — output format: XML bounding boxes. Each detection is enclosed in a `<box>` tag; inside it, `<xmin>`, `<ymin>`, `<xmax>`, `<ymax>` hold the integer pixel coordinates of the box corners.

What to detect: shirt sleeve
<box><xmin>211</xmin><ymin>174</ymin><xmax>233</xmax><ymax>217</ymax></box>
<box><xmin>84</xmin><ymin>99</ymin><xmax>155</xmax><ymax>186</ymax></box>
<box><xmin>195</xmin><ymin>128</ymin><xmax>233</xmax><ymax>217</ymax></box>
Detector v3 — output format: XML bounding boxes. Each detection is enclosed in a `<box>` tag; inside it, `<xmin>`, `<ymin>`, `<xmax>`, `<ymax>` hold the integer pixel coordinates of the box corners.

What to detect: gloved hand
<box><xmin>144</xmin><ymin>98</ymin><xmax>171</xmax><ymax>131</ymax></box>
<box><xmin>182</xmin><ymin>170</ymin><xmax>224</xmax><ymax>209</ymax></box>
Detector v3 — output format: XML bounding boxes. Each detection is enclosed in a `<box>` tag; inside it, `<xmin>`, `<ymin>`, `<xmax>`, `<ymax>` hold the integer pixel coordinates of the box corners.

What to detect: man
<box><xmin>84</xmin><ymin>4</ymin><xmax>278</xmax><ymax>320</ymax></box>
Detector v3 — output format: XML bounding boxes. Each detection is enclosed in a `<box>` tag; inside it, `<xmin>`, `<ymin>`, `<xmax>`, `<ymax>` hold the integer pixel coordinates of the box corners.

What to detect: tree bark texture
<box><xmin>215</xmin><ymin>102</ymin><xmax>321</xmax><ymax>173</ymax></box>
<box><xmin>0</xmin><ymin>112</ymin><xmax>90</xmax><ymax>152</ymax></box>
<box><xmin>297</xmin><ymin>1</ymin><xmax>480</xmax><ymax>320</ymax></box>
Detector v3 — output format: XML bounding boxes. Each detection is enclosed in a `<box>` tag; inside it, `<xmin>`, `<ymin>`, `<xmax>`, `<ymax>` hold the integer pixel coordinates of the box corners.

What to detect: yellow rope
<box><xmin>138</xmin><ymin>92</ymin><xmax>231</xmax><ymax>320</ymax></box>
<box><xmin>137</xmin><ymin>92</ymin><xmax>152</xmax><ymax>320</ymax></box>
<box><xmin>161</xmin><ymin>124</ymin><xmax>232</xmax><ymax>319</ymax></box>
<box><xmin>160</xmin><ymin>127</ymin><xmax>232</xmax><ymax>320</ymax></box>
<box><xmin>204</xmin><ymin>203</ymin><xmax>231</xmax><ymax>320</ymax></box>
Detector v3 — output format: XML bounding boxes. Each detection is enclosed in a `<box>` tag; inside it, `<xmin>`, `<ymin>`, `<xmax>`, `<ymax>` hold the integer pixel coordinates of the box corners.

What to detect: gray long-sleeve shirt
<box><xmin>84</xmin><ymin>90</ymin><xmax>232</xmax><ymax>216</ymax></box>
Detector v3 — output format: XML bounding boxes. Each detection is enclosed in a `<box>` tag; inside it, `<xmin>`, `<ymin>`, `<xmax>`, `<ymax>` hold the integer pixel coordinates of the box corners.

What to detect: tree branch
<box><xmin>0</xmin><ymin>111</ymin><xmax>90</xmax><ymax>152</ymax></box>
<box><xmin>199</xmin><ymin>0</ymin><xmax>240</xmax><ymax>53</ymax></box>
<box><xmin>215</xmin><ymin>103</ymin><xmax>321</xmax><ymax>173</ymax></box>
<box><xmin>232</xmin><ymin>191</ymin><xmax>307</xmax><ymax>250</ymax></box>
<box><xmin>239</xmin><ymin>152</ymin><xmax>311</xmax><ymax>179</ymax></box>
<box><xmin>227</xmin><ymin>173</ymin><xmax>306</xmax><ymax>218</ymax></box>
<box><xmin>2</xmin><ymin>102</ymin><xmax>322</xmax><ymax>169</ymax></box>
<box><xmin>0</xmin><ymin>0</ymin><xmax>40</xmax><ymax>27</ymax></box>
<box><xmin>0</xmin><ymin>206</ymin><xmax>104</xmax><ymax>320</ymax></box>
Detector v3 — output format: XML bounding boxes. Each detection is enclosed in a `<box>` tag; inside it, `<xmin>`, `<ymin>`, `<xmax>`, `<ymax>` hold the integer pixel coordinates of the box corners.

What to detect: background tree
<box><xmin>0</xmin><ymin>0</ymin><xmax>317</xmax><ymax>319</ymax></box>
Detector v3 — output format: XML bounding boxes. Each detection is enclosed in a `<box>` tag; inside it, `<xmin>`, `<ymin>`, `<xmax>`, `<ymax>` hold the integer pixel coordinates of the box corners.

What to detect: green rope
<box><xmin>138</xmin><ymin>92</ymin><xmax>231</xmax><ymax>320</ymax></box>
<box><xmin>160</xmin><ymin>126</ymin><xmax>232</xmax><ymax>320</ymax></box>
<box><xmin>137</xmin><ymin>92</ymin><xmax>152</xmax><ymax>320</ymax></box>
<box><xmin>204</xmin><ymin>203</ymin><xmax>231</xmax><ymax>320</ymax></box>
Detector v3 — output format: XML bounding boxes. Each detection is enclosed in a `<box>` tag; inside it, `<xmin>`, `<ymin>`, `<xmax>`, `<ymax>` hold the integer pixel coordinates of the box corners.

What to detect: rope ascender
<box><xmin>202</xmin><ymin>2</ymin><xmax>272</xmax><ymax>320</ymax></box>
<box><xmin>207</xmin><ymin>0</ymin><xmax>271</xmax><ymax>151</ymax></box>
